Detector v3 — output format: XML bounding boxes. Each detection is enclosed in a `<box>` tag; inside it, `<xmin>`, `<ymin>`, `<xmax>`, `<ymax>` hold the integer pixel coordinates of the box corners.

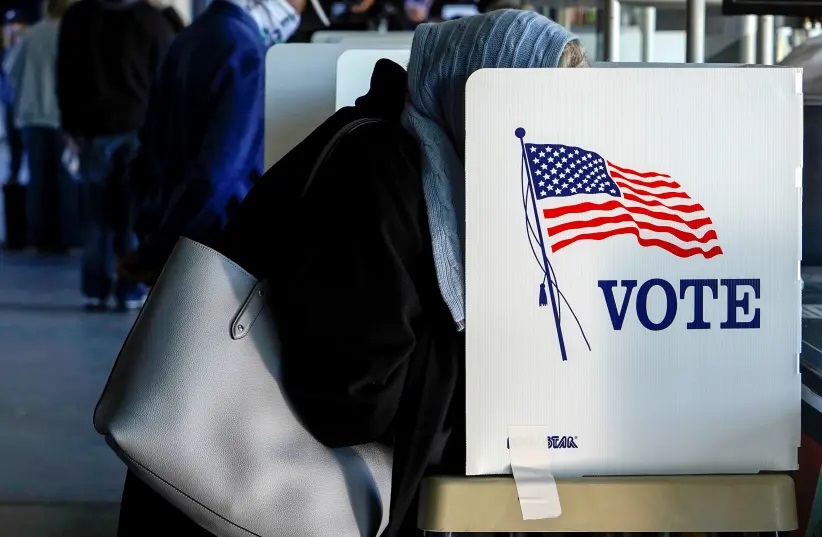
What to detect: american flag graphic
<box><xmin>524</xmin><ymin>143</ymin><xmax>723</xmax><ymax>259</ymax></box>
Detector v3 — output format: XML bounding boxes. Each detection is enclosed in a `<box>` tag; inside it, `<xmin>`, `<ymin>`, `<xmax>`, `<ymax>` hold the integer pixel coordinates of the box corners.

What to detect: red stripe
<box><xmin>609</xmin><ymin>170</ymin><xmax>681</xmax><ymax>189</ymax></box>
<box><xmin>615</xmin><ymin>181</ymin><xmax>691</xmax><ymax>200</ymax></box>
<box><xmin>606</xmin><ymin>161</ymin><xmax>671</xmax><ymax>179</ymax></box>
<box><xmin>543</xmin><ymin>201</ymin><xmax>713</xmax><ymax>230</ymax></box>
<box><xmin>551</xmin><ymin>227</ymin><xmax>724</xmax><ymax>259</ymax></box>
<box><xmin>547</xmin><ymin>214</ymin><xmax>719</xmax><ymax>244</ymax></box>
<box><xmin>622</xmin><ymin>193</ymin><xmax>705</xmax><ymax>213</ymax></box>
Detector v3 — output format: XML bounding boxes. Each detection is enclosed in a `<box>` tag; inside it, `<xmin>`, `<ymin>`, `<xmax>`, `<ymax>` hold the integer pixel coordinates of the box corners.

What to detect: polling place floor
<box><xmin>0</xmin><ymin>250</ymin><xmax>129</xmax><ymax>536</ymax></box>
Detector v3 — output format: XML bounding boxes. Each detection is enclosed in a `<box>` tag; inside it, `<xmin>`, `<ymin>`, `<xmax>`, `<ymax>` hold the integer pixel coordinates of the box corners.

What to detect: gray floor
<box><xmin>0</xmin><ymin>250</ymin><xmax>132</xmax><ymax>536</ymax></box>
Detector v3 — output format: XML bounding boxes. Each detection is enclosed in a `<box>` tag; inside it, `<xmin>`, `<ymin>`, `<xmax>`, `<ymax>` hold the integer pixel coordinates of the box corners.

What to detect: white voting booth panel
<box><xmin>336</xmin><ymin>50</ymin><xmax>411</xmax><ymax>110</ymax></box>
<box><xmin>265</xmin><ymin>44</ymin><xmax>408</xmax><ymax>168</ymax></box>
<box><xmin>465</xmin><ymin>68</ymin><xmax>802</xmax><ymax>477</ymax></box>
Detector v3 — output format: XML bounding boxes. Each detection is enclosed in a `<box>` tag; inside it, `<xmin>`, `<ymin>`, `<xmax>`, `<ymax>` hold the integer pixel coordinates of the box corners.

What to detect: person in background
<box><xmin>216</xmin><ymin>10</ymin><xmax>589</xmax><ymax>536</ymax></box>
<box><xmin>114</xmin><ymin>0</ymin><xmax>305</xmax><ymax>530</ymax></box>
<box><xmin>1</xmin><ymin>19</ymin><xmax>26</xmax><ymax>185</ymax></box>
<box><xmin>7</xmin><ymin>0</ymin><xmax>74</xmax><ymax>253</ymax></box>
<box><xmin>116</xmin><ymin>0</ymin><xmax>305</xmax><ymax>286</ymax></box>
<box><xmin>476</xmin><ymin>0</ymin><xmax>534</xmax><ymax>13</ymax></box>
<box><xmin>57</xmin><ymin>0</ymin><xmax>173</xmax><ymax>311</ymax></box>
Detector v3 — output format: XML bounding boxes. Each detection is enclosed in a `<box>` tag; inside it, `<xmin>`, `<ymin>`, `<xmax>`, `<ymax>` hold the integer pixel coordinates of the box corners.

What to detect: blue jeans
<box><xmin>23</xmin><ymin>126</ymin><xmax>81</xmax><ymax>249</ymax></box>
<box><xmin>79</xmin><ymin>133</ymin><xmax>144</xmax><ymax>303</ymax></box>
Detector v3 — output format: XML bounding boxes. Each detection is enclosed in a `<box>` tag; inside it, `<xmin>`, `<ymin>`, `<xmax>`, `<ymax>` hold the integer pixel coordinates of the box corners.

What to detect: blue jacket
<box><xmin>130</xmin><ymin>0</ymin><xmax>265</xmax><ymax>270</ymax></box>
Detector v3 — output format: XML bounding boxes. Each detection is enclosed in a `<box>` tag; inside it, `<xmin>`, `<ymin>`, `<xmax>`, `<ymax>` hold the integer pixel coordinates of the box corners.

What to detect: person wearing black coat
<box><xmin>222</xmin><ymin>10</ymin><xmax>584</xmax><ymax>536</ymax></box>
<box><xmin>116</xmin><ymin>55</ymin><xmax>464</xmax><ymax>537</ymax></box>
<box><xmin>218</xmin><ymin>57</ymin><xmax>465</xmax><ymax>537</ymax></box>
<box><xmin>116</xmin><ymin>10</ymin><xmax>588</xmax><ymax>537</ymax></box>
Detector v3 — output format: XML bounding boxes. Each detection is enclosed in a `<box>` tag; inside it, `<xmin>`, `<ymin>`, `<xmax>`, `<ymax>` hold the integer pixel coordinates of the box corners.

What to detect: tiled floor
<box><xmin>0</xmin><ymin>250</ymin><xmax>132</xmax><ymax>536</ymax></box>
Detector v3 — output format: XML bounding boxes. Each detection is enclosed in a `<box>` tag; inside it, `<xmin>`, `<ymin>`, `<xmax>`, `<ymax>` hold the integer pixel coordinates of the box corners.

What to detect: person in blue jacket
<box><xmin>117</xmin><ymin>0</ymin><xmax>305</xmax><ymax>284</ymax></box>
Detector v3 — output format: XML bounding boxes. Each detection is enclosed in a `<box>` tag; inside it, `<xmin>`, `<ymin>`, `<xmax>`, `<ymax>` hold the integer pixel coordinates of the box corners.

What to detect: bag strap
<box><xmin>231</xmin><ymin>117</ymin><xmax>385</xmax><ymax>340</ymax></box>
<box><xmin>303</xmin><ymin>117</ymin><xmax>386</xmax><ymax>196</ymax></box>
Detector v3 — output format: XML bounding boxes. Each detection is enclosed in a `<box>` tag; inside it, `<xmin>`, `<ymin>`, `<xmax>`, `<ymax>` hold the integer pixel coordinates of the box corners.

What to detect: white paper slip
<box><xmin>508</xmin><ymin>426</ymin><xmax>562</xmax><ymax>520</ymax></box>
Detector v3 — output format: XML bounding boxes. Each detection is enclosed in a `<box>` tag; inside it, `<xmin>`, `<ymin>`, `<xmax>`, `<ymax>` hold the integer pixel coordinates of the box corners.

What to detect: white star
<box><xmin>539</xmin><ymin>151</ymin><xmax>545</xmax><ymax>158</ymax></box>
<box><xmin>571</xmin><ymin>187</ymin><xmax>578</xmax><ymax>193</ymax></box>
<box><xmin>529</xmin><ymin>146</ymin><xmax>536</xmax><ymax>153</ymax></box>
<box><xmin>535</xmin><ymin>170</ymin><xmax>542</xmax><ymax>176</ymax></box>
<box><xmin>582</xmin><ymin>178</ymin><xmax>588</xmax><ymax>184</ymax></box>
<box><xmin>574</xmin><ymin>149</ymin><xmax>579</xmax><ymax>155</ymax></box>
<box><xmin>539</xmin><ymin>180</ymin><xmax>545</xmax><ymax>186</ymax></box>
<box><xmin>559</xmin><ymin>173</ymin><xmax>566</xmax><ymax>179</ymax></box>
<box><xmin>599</xmin><ymin>185</ymin><xmax>605</xmax><ymax>191</ymax></box>
<box><xmin>562</xmin><ymin>157</ymin><xmax>568</xmax><ymax>163</ymax></box>
<box><xmin>561</xmin><ymin>183</ymin><xmax>568</xmax><ymax>189</ymax></box>
<box><xmin>610</xmin><ymin>189</ymin><xmax>616</xmax><ymax>194</ymax></box>
<box><xmin>587</xmin><ymin>154</ymin><xmax>592</xmax><ymax>159</ymax></box>
<box><xmin>547</xmin><ymin>157</ymin><xmax>554</xmax><ymax>163</ymax></box>
<box><xmin>533</xmin><ymin>158</ymin><xmax>539</xmax><ymax>164</ymax></box>
<box><xmin>585</xmin><ymin>186</ymin><xmax>592</xmax><ymax>192</ymax></box>
<box><xmin>541</xmin><ymin>163</ymin><xmax>548</xmax><ymax>170</ymax></box>
<box><xmin>550</xmin><ymin>169</ymin><xmax>558</xmax><ymax>175</ymax></box>
<box><xmin>540</xmin><ymin>190</ymin><xmax>546</xmax><ymax>196</ymax></box>
<box><xmin>581</xmin><ymin>155</ymin><xmax>587</xmax><ymax>161</ymax></box>
<box><xmin>559</xmin><ymin>147</ymin><xmax>566</xmax><ymax>153</ymax></box>
<box><xmin>553</xmin><ymin>151</ymin><xmax>559</xmax><ymax>157</ymax></box>
<box><xmin>569</xmin><ymin>163</ymin><xmax>576</xmax><ymax>169</ymax></box>
<box><xmin>552</xmin><ymin>178</ymin><xmax>560</xmax><ymax>185</ymax></box>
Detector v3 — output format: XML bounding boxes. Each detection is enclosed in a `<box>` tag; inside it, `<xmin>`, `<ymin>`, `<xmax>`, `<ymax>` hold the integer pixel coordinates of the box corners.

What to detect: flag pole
<box><xmin>516</xmin><ymin>128</ymin><xmax>568</xmax><ymax>362</ymax></box>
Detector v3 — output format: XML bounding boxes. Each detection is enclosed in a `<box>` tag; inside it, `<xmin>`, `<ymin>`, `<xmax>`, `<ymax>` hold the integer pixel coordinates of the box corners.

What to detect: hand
<box><xmin>405</xmin><ymin>2</ymin><xmax>428</xmax><ymax>22</ymax></box>
<box><xmin>63</xmin><ymin>134</ymin><xmax>84</xmax><ymax>154</ymax></box>
<box><xmin>350</xmin><ymin>0</ymin><xmax>375</xmax><ymax>14</ymax></box>
<box><xmin>286</xmin><ymin>0</ymin><xmax>307</xmax><ymax>12</ymax></box>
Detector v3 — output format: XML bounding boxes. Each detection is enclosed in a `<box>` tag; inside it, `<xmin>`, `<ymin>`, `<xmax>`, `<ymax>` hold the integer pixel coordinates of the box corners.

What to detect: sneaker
<box><xmin>84</xmin><ymin>298</ymin><xmax>107</xmax><ymax>312</ymax></box>
<box><xmin>116</xmin><ymin>297</ymin><xmax>146</xmax><ymax>312</ymax></box>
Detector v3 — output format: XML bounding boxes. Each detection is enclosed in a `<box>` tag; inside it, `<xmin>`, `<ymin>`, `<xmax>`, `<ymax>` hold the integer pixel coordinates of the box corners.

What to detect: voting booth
<box><xmin>465</xmin><ymin>67</ymin><xmax>802</xmax><ymax>479</ymax></box>
<box><xmin>265</xmin><ymin>44</ymin><xmax>409</xmax><ymax>168</ymax></box>
<box><xmin>263</xmin><ymin>52</ymin><xmax>803</xmax><ymax>531</ymax></box>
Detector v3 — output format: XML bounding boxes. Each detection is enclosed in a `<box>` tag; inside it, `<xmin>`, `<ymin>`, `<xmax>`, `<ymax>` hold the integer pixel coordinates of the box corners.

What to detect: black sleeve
<box><xmin>162</xmin><ymin>7</ymin><xmax>185</xmax><ymax>34</ymax></box>
<box><xmin>150</xmin><ymin>10</ymin><xmax>175</xmax><ymax>76</ymax></box>
<box><xmin>274</xmin><ymin>127</ymin><xmax>425</xmax><ymax>448</ymax></box>
<box><xmin>56</xmin><ymin>6</ymin><xmax>79</xmax><ymax>136</ymax></box>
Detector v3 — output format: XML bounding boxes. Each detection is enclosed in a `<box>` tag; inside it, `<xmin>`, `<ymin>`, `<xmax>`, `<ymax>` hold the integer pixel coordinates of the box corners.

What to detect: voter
<box><xmin>114</xmin><ymin>0</ymin><xmax>306</xmax><ymax>533</ymax></box>
<box><xmin>117</xmin><ymin>0</ymin><xmax>305</xmax><ymax>287</ymax></box>
<box><xmin>214</xmin><ymin>10</ymin><xmax>590</xmax><ymax>537</ymax></box>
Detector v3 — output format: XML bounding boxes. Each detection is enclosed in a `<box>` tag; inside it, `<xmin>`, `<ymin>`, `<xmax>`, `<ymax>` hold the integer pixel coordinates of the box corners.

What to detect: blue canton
<box><xmin>524</xmin><ymin>143</ymin><xmax>621</xmax><ymax>200</ymax></box>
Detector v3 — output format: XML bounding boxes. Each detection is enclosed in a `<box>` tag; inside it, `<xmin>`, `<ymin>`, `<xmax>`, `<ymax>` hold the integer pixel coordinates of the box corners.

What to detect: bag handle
<box><xmin>303</xmin><ymin>117</ymin><xmax>385</xmax><ymax>196</ymax></box>
<box><xmin>230</xmin><ymin>117</ymin><xmax>386</xmax><ymax>340</ymax></box>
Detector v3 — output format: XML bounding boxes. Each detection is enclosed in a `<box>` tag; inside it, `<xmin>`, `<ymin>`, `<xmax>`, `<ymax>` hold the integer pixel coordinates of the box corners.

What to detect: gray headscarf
<box><xmin>402</xmin><ymin>10</ymin><xmax>578</xmax><ymax>330</ymax></box>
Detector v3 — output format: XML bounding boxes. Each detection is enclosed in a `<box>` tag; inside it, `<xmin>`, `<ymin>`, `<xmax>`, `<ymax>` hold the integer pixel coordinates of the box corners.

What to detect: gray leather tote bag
<box><xmin>94</xmin><ymin>119</ymin><xmax>393</xmax><ymax>537</ymax></box>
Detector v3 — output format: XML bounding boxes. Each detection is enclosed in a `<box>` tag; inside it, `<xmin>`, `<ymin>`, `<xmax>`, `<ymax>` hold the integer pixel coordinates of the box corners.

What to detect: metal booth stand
<box><xmin>596</xmin><ymin>0</ymin><xmax>772</xmax><ymax>64</ymax></box>
<box><xmin>417</xmin><ymin>475</ymin><xmax>797</xmax><ymax>534</ymax></box>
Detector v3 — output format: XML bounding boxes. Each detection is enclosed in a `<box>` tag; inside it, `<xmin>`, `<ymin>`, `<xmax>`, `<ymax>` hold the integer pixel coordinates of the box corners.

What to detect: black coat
<box><xmin>117</xmin><ymin>59</ymin><xmax>465</xmax><ymax>537</ymax></box>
